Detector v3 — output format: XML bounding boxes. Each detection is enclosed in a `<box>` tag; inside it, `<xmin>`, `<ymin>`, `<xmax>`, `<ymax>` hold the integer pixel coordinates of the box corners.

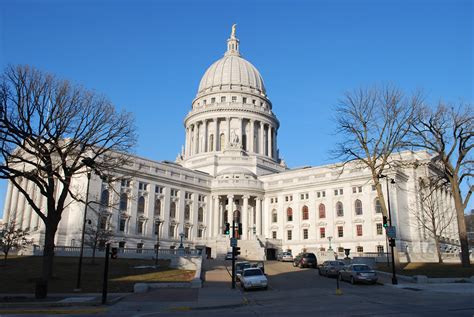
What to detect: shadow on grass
<box><xmin>376</xmin><ymin>262</ymin><xmax>474</xmax><ymax>278</ymax></box>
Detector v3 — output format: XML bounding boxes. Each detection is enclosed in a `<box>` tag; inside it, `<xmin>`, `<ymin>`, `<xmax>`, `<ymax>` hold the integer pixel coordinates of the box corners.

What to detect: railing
<box><xmin>32</xmin><ymin>245</ymin><xmax>202</xmax><ymax>256</ymax></box>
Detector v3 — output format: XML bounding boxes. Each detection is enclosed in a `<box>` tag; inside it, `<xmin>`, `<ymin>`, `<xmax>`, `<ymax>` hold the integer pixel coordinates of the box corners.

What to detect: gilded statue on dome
<box><xmin>231</xmin><ymin>24</ymin><xmax>237</xmax><ymax>38</ymax></box>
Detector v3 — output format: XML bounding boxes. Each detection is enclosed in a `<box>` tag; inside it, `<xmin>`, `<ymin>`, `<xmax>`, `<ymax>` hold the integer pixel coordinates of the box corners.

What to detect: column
<box><xmin>227</xmin><ymin>194</ymin><xmax>234</xmax><ymax>224</ymax></box>
<box><xmin>213</xmin><ymin>119</ymin><xmax>218</xmax><ymax>151</ymax></box>
<box><xmin>3</xmin><ymin>181</ymin><xmax>13</xmax><ymax>224</ymax></box>
<box><xmin>212</xmin><ymin>196</ymin><xmax>218</xmax><ymax>236</ymax></box>
<box><xmin>203</xmin><ymin>120</ymin><xmax>208</xmax><ymax>152</ymax></box>
<box><xmin>219</xmin><ymin>197</ymin><xmax>224</xmax><ymax>234</ymax></box>
<box><xmin>178</xmin><ymin>190</ymin><xmax>186</xmax><ymax>237</ymax></box>
<box><xmin>249</xmin><ymin>120</ymin><xmax>254</xmax><ymax>153</ymax></box>
<box><xmin>242</xmin><ymin>195</ymin><xmax>249</xmax><ymax>239</ymax></box>
<box><xmin>239</xmin><ymin>118</ymin><xmax>244</xmax><ymax>149</ymax></box>
<box><xmin>226</xmin><ymin>117</ymin><xmax>231</xmax><ymax>148</ymax></box>
<box><xmin>161</xmin><ymin>187</ymin><xmax>170</xmax><ymax>238</ymax></box>
<box><xmin>259</xmin><ymin>121</ymin><xmax>264</xmax><ymax>155</ymax></box>
<box><xmin>273</xmin><ymin>130</ymin><xmax>277</xmax><ymax>159</ymax></box>
<box><xmin>256</xmin><ymin>197</ymin><xmax>262</xmax><ymax>237</ymax></box>
<box><xmin>193</xmin><ymin>122</ymin><xmax>199</xmax><ymax>154</ymax></box>
<box><xmin>268</xmin><ymin>126</ymin><xmax>273</xmax><ymax>159</ymax></box>
<box><xmin>184</xmin><ymin>127</ymin><xmax>189</xmax><ymax>157</ymax></box>
<box><xmin>192</xmin><ymin>194</ymin><xmax>199</xmax><ymax>239</ymax></box>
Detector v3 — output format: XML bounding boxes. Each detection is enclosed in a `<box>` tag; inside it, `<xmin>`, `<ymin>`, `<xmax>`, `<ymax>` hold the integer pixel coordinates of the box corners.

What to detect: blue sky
<box><xmin>0</xmin><ymin>0</ymin><xmax>472</xmax><ymax>216</ymax></box>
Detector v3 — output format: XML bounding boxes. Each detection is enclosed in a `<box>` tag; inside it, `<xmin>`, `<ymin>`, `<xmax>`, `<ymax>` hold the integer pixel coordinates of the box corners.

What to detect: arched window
<box><xmin>354</xmin><ymin>199</ymin><xmax>363</xmax><ymax>215</ymax></box>
<box><xmin>374</xmin><ymin>198</ymin><xmax>382</xmax><ymax>213</ymax></box>
<box><xmin>119</xmin><ymin>193</ymin><xmax>128</xmax><ymax>211</ymax></box>
<box><xmin>287</xmin><ymin>207</ymin><xmax>293</xmax><ymax>222</ymax></box>
<box><xmin>100</xmin><ymin>190</ymin><xmax>109</xmax><ymax>206</ymax></box>
<box><xmin>219</xmin><ymin>133</ymin><xmax>225</xmax><ymax>150</ymax></box>
<box><xmin>184</xmin><ymin>205</ymin><xmax>190</xmax><ymax>220</ymax></box>
<box><xmin>137</xmin><ymin>196</ymin><xmax>145</xmax><ymax>214</ymax></box>
<box><xmin>198</xmin><ymin>207</ymin><xmax>204</xmax><ymax>222</ymax></box>
<box><xmin>302</xmin><ymin>205</ymin><xmax>309</xmax><ymax>220</ymax></box>
<box><xmin>319</xmin><ymin>203</ymin><xmax>326</xmax><ymax>219</ymax></box>
<box><xmin>272</xmin><ymin>209</ymin><xmax>277</xmax><ymax>223</ymax></box>
<box><xmin>209</xmin><ymin>134</ymin><xmax>214</xmax><ymax>151</ymax></box>
<box><xmin>170</xmin><ymin>202</ymin><xmax>176</xmax><ymax>218</ymax></box>
<box><xmin>336</xmin><ymin>201</ymin><xmax>344</xmax><ymax>217</ymax></box>
<box><xmin>154</xmin><ymin>199</ymin><xmax>161</xmax><ymax>216</ymax></box>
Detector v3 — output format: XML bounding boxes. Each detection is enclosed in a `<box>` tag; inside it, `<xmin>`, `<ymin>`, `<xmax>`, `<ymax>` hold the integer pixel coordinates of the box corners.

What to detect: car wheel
<box><xmin>350</xmin><ymin>277</ymin><xmax>355</xmax><ymax>285</ymax></box>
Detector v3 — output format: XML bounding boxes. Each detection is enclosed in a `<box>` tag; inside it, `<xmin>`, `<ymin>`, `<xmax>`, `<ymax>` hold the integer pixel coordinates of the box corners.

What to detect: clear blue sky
<box><xmin>0</xmin><ymin>0</ymin><xmax>472</xmax><ymax>217</ymax></box>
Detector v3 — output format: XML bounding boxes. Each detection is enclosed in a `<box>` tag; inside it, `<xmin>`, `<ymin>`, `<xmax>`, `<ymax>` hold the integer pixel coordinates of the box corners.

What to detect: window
<box><xmin>184</xmin><ymin>205</ymin><xmax>190</xmax><ymax>220</ymax></box>
<box><xmin>209</xmin><ymin>135</ymin><xmax>214</xmax><ymax>151</ymax></box>
<box><xmin>184</xmin><ymin>227</ymin><xmax>190</xmax><ymax>239</ymax></box>
<box><xmin>170</xmin><ymin>202</ymin><xmax>176</xmax><ymax>218</ymax></box>
<box><xmin>340</xmin><ymin>189</ymin><xmax>343</xmax><ymax>195</ymax></box>
<box><xmin>300</xmin><ymin>193</ymin><xmax>309</xmax><ymax>200</ymax></box>
<box><xmin>354</xmin><ymin>199</ymin><xmax>363</xmax><ymax>215</ymax></box>
<box><xmin>203</xmin><ymin>99</ymin><xmax>207</xmax><ymax>105</ymax></box>
<box><xmin>358</xmin><ymin>186</ymin><xmax>362</xmax><ymax>193</ymax></box>
<box><xmin>170</xmin><ymin>189</ymin><xmax>178</xmax><ymax>197</ymax></box>
<box><xmin>121</xmin><ymin>179</ymin><xmax>131</xmax><ymax>188</ymax></box>
<box><xmin>231</xmin><ymin>96</ymin><xmax>237</xmax><ymax>102</ymax></box>
<box><xmin>119</xmin><ymin>218</ymin><xmax>126</xmax><ymax>232</ymax></box>
<box><xmin>357</xmin><ymin>246</ymin><xmax>364</xmax><ymax>253</ymax></box>
<box><xmin>353</xmin><ymin>186</ymin><xmax>362</xmax><ymax>193</ymax></box>
<box><xmin>272</xmin><ymin>209</ymin><xmax>277</xmax><ymax>223</ymax></box>
<box><xmin>169</xmin><ymin>225</ymin><xmax>175</xmax><ymax>238</ymax></box>
<box><xmin>154</xmin><ymin>221</ymin><xmax>161</xmax><ymax>235</ymax></box>
<box><xmin>221</xmin><ymin>96</ymin><xmax>226</xmax><ymax>102</ymax></box>
<box><xmin>356</xmin><ymin>224</ymin><xmax>363</xmax><ymax>236</ymax></box>
<box><xmin>287</xmin><ymin>207</ymin><xmax>293</xmax><ymax>222</ymax></box>
<box><xmin>243</xmin><ymin>97</ymin><xmax>247</xmax><ymax>104</ymax></box>
<box><xmin>138</xmin><ymin>182</ymin><xmax>148</xmax><ymax>191</ymax></box>
<box><xmin>137</xmin><ymin>219</ymin><xmax>144</xmax><ymax>235</ymax></box>
<box><xmin>220</xmin><ymin>133</ymin><xmax>225</xmax><ymax>150</ymax></box>
<box><xmin>211</xmin><ymin>97</ymin><xmax>216</xmax><ymax>103</ymax></box>
<box><xmin>99</xmin><ymin>216</ymin><xmax>107</xmax><ymax>230</ymax></box>
<box><xmin>198</xmin><ymin>228</ymin><xmax>203</xmax><ymax>238</ymax></box>
<box><xmin>285</xmin><ymin>195</ymin><xmax>293</xmax><ymax>202</ymax></box>
<box><xmin>334</xmin><ymin>189</ymin><xmax>338</xmax><ymax>196</ymax></box>
<box><xmin>336</xmin><ymin>202</ymin><xmax>344</xmax><ymax>217</ymax></box>
<box><xmin>198</xmin><ymin>207</ymin><xmax>204</xmax><ymax>222</ymax></box>
<box><xmin>338</xmin><ymin>247</ymin><xmax>344</xmax><ymax>253</ymax></box>
<box><xmin>337</xmin><ymin>226</ymin><xmax>344</xmax><ymax>237</ymax></box>
<box><xmin>155</xmin><ymin>185</ymin><xmax>163</xmax><ymax>194</ymax></box>
<box><xmin>376</xmin><ymin>223</ymin><xmax>383</xmax><ymax>235</ymax></box>
<box><xmin>287</xmin><ymin>230</ymin><xmax>292</xmax><ymax>240</ymax></box>
<box><xmin>137</xmin><ymin>196</ymin><xmax>145</xmax><ymax>214</ymax></box>
<box><xmin>198</xmin><ymin>195</ymin><xmax>205</xmax><ymax>202</ymax></box>
<box><xmin>320</xmin><ymin>227</ymin><xmax>326</xmax><ymax>238</ymax></box>
<box><xmin>377</xmin><ymin>245</ymin><xmax>384</xmax><ymax>254</ymax></box>
<box><xmin>252</xmin><ymin>99</ymin><xmax>256</xmax><ymax>104</ymax></box>
<box><xmin>120</xmin><ymin>193</ymin><xmax>128</xmax><ymax>211</ymax></box>
<box><xmin>100</xmin><ymin>190</ymin><xmax>109</xmax><ymax>206</ymax></box>
<box><xmin>375</xmin><ymin>198</ymin><xmax>382</xmax><ymax>213</ymax></box>
<box><xmin>303</xmin><ymin>229</ymin><xmax>308</xmax><ymax>239</ymax></box>
<box><xmin>317</xmin><ymin>192</ymin><xmax>321</xmax><ymax>198</ymax></box>
<box><xmin>185</xmin><ymin>192</ymin><xmax>192</xmax><ymax>199</ymax></box>
<box><xmin>272</xmin><ymin>231</ymin><xmax>277</xmax><ymax>239</ymax></box>
<box><xmin>319</xmin><ymin>203</ymin><xmax>326</xmax><ymax>219</ymax></box>
<box><xmin>302</xmin><ymin>205</ymin><xmax>309</xmax><ymax>220</ymax></box>
<box><xmin>352</xmin><ymin>187</ymin><xmax>357</xmax><ymax>194</ymax></box>
<box><xmin>154</xmin><ymin>199</ymin><xmax>161</xmax><ymax>216</ymax></box>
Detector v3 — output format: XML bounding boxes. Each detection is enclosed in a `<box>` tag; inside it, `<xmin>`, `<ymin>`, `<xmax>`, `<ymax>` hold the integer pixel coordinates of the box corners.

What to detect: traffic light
<box><xmin>224</xmin><ymin>222</ymin><xmax>230</xmax><ymax>235</ymax></box>
<box><xmin>233</xmin><ymin>247</ymin><xmax>241</xmax><ymax>256</ymax></box>
<box><xmin>111</xmin><ymin>247</ymin><xmax>118</xmax><ymax>259</ymax></box>
<box><xmin>238</xmin><ymin>223</ymin><xmax>242</xmax><ymax>235</ymax></box>
<box><xmin>383</xmin><ymin>216</ymin><xmax>388</xmax><ymax>228</ymax></box>
<box><xmin>389</xmin><ymin>238</ymin><xmax>396</xmax><ymax>247</ymax></box>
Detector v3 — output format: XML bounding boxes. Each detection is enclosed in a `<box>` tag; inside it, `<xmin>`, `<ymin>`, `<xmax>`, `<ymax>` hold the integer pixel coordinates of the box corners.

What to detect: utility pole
<box><xmin>231</xmin><ymin>220</ymin><xmax>236</xmax><ymax>289</ymax></box>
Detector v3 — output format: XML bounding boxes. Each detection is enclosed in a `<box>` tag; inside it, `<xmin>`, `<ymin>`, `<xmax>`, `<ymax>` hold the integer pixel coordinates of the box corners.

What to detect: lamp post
<box><xmin>154</xmin><ymin>219</ymin><xmax>162</xmax><ymax>266</ymax></box>
<box><xmin>75</xmin><ymin>158</ymin><xmax>95</xmax><ymax>291</ymax></box>
<box><xmin>179</xmin><ymin>232</ymin><xmax>185</xmax><ymax>249</ymax></box>
<box><xmin>381</xmin><ymin>174</ymin><xmax>398</xmax><ymax>285</ymax></box>
<box><xmin>327</xmin><ymin>236</ymin><xmax>333</xmax><ymax>251</ymax></box>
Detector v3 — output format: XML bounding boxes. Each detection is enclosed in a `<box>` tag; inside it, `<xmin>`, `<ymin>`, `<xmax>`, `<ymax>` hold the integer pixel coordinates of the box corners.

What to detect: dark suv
<box><xmin>293</xmin><ymin>252</ymin><xmax>317</xmax><ymax>268</ymax></box>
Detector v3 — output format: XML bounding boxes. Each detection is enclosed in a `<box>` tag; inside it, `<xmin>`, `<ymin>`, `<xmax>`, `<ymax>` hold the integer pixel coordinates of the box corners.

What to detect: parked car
<box><xmin>235</xmin><ymin>261</ymin><xmax>252</xmax><ymax>281</ymax></box>
<box><xmin>225</xmin><ymin>251</ymin><xmax>234</xmax><ymax>260</ymax></box>
<box><xmin>251</xmin><ymin>261</ymin><xmax>265</xmax><ymax>274</ymax></box>
<box><xmin>339</xmin><ymin>264</ymin><xmax>378</xmax><ymax>284</ymax></box>
<box><xmin>293</xmin><ymin>252</ymin><xmax>317</xmax><ymax>268</ymax></box>
<box><xmin>318</xmin><ymin>261</ymin><xmax>346</xmax><ymax>277</ymax></box>
<box><xmin>240</xmin><ymin>267</ymin><xmax>268</xmax><ymax>291</ymax></box>
<box><xmin>278</xmin><ymin>252</ymin><xmax>293</xmax><ymax>262</ymax></box>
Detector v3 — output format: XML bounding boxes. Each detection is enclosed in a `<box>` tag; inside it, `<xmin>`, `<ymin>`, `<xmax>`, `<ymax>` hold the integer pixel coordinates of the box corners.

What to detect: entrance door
<box><xmin>266</xmin><ymin>248</ymin><xmax>277</xmax><ymax>260</ymax></box>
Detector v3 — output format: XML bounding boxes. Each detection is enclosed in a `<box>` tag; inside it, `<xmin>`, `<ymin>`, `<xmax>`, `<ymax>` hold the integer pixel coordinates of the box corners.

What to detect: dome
<box><xmin>196</xmin><ymin>25</ymin><xmax>266</xmax><ymax>97</ymax></box>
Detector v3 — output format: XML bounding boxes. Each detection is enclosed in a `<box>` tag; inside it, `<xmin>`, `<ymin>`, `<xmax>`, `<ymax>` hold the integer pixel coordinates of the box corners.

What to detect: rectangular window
<box><xmin>320</xmin><ymin>227</ymin><xmax>326</xmax><ymax>239</ymax></box>
<box><xmin>317</xmin><ymin>192</ymin><xmax>321</xmax><ymax>198</ymax></box>
<box><xmin>322</xmin><ymin>191</ymin><xmax>326</xmax><ymax>197</ymax></box>
<box><xmin>338</xmin><ymin>226</ymin><xmax>344</xmax><ymax>238</ymax></box>
<box><xmin>356</xmin><ymin>224</ymin><xmax>363</xmax><ymax>236</ymax></box>
<box><xmin>137</xmin><ymin>220</ymin><xmax>144</xmax><ymax>234</ymax></box>
<box><xmin>231</xmin><ymin>96</ymin><xmax>237</xmax><ymax>102</ymax></box>
<box><xmin>198</xmin><ymin>229</ymin><xmax>203</xmax><ymax>238</ymax></box>
<box><xmin>252</xmin><ymin>99</ymin><xmax>256</xmax><ymax>104</ymax></box>
<box><xmin>121</xmin><ymin>179</ymin><xmax>131</xmax><ymax>188</ymax></box>
<box><xmin>358</xmin><ymin>186</ymin><xmax>362</xmax><ymax>193</ymax></box>
<box><xmin>155</xmin><ymin>185</ymin><xmax>163</xmax><ymax>194</ymax></box>
<box><xmin>287</xmin><ymin>230</ymin><xmax>292</xmax><ymax>240</ymax></box>
<box><xmin>243</xmin><ymin>97</ymin><xmax>247</xmax><ymax>104</ymax></box>
<box><xmin>376</xmin><ymin>223</ymin><xmax>383</xmax><ymax>235</ymax></box>
<box><xmin>139</xmin><ymin>182</ymin><xmax>148</xmax><ymax>191</ymax></box>
<box><xmin>275</xmin><ymin>197</ymin><xmax>278</xmax><ymax>203</ymax></box>
<box><xmin>171</xmin><ymin>189</ymin><xmax>178</xmax><ymax>197</ymax></box>
<box><xmin>169</xmin><ymin>225</ymin><xmax>175</xmax><ymax>238</ymax></box>
<box><xmin>184</xmin><ymin>227</ymin><xmax>189</xmax><ymax>239</ymax></box>
<box><xmin>303</xmin><ymin>229</ymin><xmax>308</xmax><ymax>239</ymax></box>
<box><xmin>272</xmin><ymin>231</ymin><xmax>277</xmax><ymax>239</ymax></box>
<box><xmin>334</xmin><ymin>189</ymin><xmax>338</xmax><ymax>196</ymax></box>
<box><xmin>352</xmin><ymin>187</ymin><xmax>357</xmax><ymax>194</ymax></box>
<box><xmin>300</xmin><ymin>194</ymin><xmax>305</xmax><ymax>200</ymax></box>
<box><xmin>270</xmin><ymin>198</ymin><xmax>274</xmax><ymax>203</ymax></box>
<box><xmin>203</xmin><ymin>99</ymin><xmax>207</xmax><ymax>105</ymax></box>
<box><xmin>119</xmin><ymin>218</ymin><xmax>126</xmax><ymax>232</ymax></box>
<box><xmin>339</xmin><ymin>189</ymin><xmax>343</xmax><ymax>195</ymax></box>
<box><xmin>221</xmin><ymin>96</ymin><xmax>226</xmax><ymax>102</ymax></box>
<box><xmin>377</xmin><ymin>245</ymin><xmax>384</xmax><ymax>253</ymax></box>
<box><xmin>211</xmin><ymin>97</ymin><xmax>216</xmax><ymax>103</ymax></box>
<box><xmin>154</xmin><ymin>222</ymin><xmax>160</xmax><ymax>235</ymax></box>
<box><xmin>185</xmin><ymin>192</ymin><xmax>192</xmax><ymax>199</ymax></box>
<box><xmin>357</xmin><ymin>246</ymin><xmax>364</xmax><ymax>253</ymax></box>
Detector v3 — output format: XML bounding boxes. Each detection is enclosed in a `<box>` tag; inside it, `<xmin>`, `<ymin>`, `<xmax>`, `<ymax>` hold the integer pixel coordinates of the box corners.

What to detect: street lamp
<box><xmin>75</xmin><ymin>157</ymin><xmax>95</xmax><ymax>291</ymax></box>
<box><xmin>327</xmin><ymin>236</ymin><xmax>333</xmax><ymax>251</ymax></box>
<box><xmin>178</xmin><ymin>232</ymin><xmax>185</xmax><ymax>249</ymax></box>
<box><xmin>154</xmin><ymin>219</ymin><xmax>162</xmax><ymax>266</ymax></box>
<box><xmin>381</xmin><ymin>174</ymin><xmax>398</xmax><ymax>285</ymax></box>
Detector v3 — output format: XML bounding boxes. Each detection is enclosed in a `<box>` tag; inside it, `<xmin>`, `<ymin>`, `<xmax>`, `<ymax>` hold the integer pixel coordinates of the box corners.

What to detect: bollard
<box><xmin>102</xmin><ymin>243</ymin><xmax>110</xmax><ymax>304</ymax></box>
<box><xmin>336</xmin><ymin>274</ymin><xmax>342</xmax><ymax>295</ymax></box>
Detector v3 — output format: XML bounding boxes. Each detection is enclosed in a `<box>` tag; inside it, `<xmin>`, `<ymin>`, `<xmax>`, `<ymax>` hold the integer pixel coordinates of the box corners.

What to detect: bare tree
<box><xmin>333</xmin><ymin>85</ymin><xmax>422</xmax><ymax>217</ymax></box>
<box><xmin>83</xmin><ymin>205</ymin><xmax>115</xmax><ymax>264</ymax></box>
<box><xmin>412</xmin><ymin>177</ymin><xmax>456</xmax><ymax>263</ymax></box>
<box><xmin>0</xmin><ymin>214</ymin><xmax>33</xmax><ymax>264</ymax></box>
<box><xmin>0</xmin><ymin>65</ymin><xmax>136</xmax><ymax>296</ymax></box>
<box><xmin>410</xmin><ymin>103</ymin><xmax>473</xmax><ymax>267</ymax></box>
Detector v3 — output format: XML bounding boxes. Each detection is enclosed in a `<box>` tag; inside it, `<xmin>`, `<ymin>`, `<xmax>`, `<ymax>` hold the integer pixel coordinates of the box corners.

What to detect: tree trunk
<box><xmin>435</xmin><ymin>238</ymin><xmax>443</xmax><ymax>263</ymax></box>
<box><xmin>37</xmin><ymin>222</ymin><xmax>57</xmax><ymax>298</ymax></box>
<box><xmin>3</xmin><ymin>251</ymin><xmax>8</xmax><ymax>265</ymax></box>
<box><xmin>451</xmin><ymin>183</ymin><xmax>471</xmax><ymax>267</ymax></box>
<box><xmin>91</xmin><ymin>241</ymin><xmax>97</xmax><ymax>265</ymax></box>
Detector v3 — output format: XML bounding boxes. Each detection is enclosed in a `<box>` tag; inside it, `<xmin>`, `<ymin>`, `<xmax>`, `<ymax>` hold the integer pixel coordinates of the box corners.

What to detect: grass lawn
<box><xmin>376</xmin><ymin>262</ymin><xmax>474</xmax><ymax>278</ymax></box>
<box><xmin>0</xmin><ymin>256</ymin><xmax>195</xmax><ymax>294</ymax></box>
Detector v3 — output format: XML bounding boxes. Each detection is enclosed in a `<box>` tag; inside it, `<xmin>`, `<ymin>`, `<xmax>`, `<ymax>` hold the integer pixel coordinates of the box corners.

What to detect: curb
<box><xmin>0</xmin><ymin>294</ymin><xmax>125</xmax><ymax>309</ymax></box>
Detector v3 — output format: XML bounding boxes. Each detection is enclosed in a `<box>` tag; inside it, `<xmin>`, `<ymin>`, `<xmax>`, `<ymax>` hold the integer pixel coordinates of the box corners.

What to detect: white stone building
<box><xmin>1</xmin><ymin>27</ymin><xmax>460</xmax><ymax>261</ymax></box>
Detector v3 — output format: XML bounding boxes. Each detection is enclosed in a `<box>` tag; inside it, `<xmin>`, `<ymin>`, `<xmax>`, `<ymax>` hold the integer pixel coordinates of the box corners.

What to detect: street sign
<box><xmin>386</xmin><ymin>226</ymin><xmax>396</xmax><ymax>239</ymax></box>
<box><xmin>230</xmin><ymin>238</ymin><xmax>237</xmax><ymax>247</ymax></box>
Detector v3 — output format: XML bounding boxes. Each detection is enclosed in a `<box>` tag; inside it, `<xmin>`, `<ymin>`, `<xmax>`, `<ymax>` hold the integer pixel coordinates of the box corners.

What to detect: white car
<box><xmin>240</xmin><ymin>268</ymin><xmax>268</xmax><ymax>291</ymax></box>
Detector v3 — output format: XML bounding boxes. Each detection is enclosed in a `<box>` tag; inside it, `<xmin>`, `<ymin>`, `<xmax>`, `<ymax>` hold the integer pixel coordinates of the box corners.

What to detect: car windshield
<box><xmin>329</xmin><ymin>261</ymin><xmax>343</xmax><ymax>266</ymax></box>
<box><xmin>352</xmin><ymin>265</ymin><xmax>371</xmax><ymax>271</ymax></box>
<box><xmin>304</xmin><ymin>253</ymin><xmax>316</xmax><ymax>259</ymax></box>
<box><xmin>237</xmin><ymin>263</ymin><xmax>251</xmax><ymax>270</ymax></box>
<box><xmin>243</xmin><ymin>269</ymin><xmax>263</xmax><ymax>277</ymax></box>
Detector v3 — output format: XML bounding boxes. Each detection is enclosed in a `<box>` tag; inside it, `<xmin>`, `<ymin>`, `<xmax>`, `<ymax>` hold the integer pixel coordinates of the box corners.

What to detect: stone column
<box><xmin>185</xmin><ymin>127</ymin><xmax>189</xmax><ymax>157</ymax></box>
<box><xmin>193</xmin><ymin>122</ymin><xmax>199</xmax><ymax>154</ymax></box>
<box><xmin>219</xmin><ymin>197</ymin><xmax>224</xmax><ymax>234</ymax></box>
<box><xmin>239</xmin><ymin>118</ymin><xmax>244</xmax><ymax>149</ymax></box>
<box><xmin>226</xmin><ymin>117</ymin><xmax>231</xmax><ymax>148</ymax></box>
<box><xmin>249</xmin><ymin>119</ymin><xmax>254</xmax><ymax>153</ymax></box>
<box><xmin>268</xmin><ymin>126</ymin><xmax>273</xmax><ymax>159</ymax></box>
<box><xmin>259</xmin><ymin>121</ymin><xmax>264</xmax><ymax>155</ymax></box>
<box><xmin>227</xmin><ymin>194</ymin><xmax>234</xmax><ymax>224</ymax></box>
<box><xmin>161</xmin><ymin>187</ymin><xmax>170</xmax><ymax>238</ymax></box>
<box><xmin>256</xmin><ymin>197</ymin><xmax>262</xmax><ymax>237</ymax></box>
<box><xmin>273</xmin><ymin>130</ymin><xmax>277</xmax><ymax>159</ymax></box>
<box><xmin>3</xmin><ymin>181</ymin><xmax>13</xmax><ymax>224</ymax></box>
<box><xmin>213</xmin><ymin>119</ymin><xmax>218</xmax><ymax>151</ymax></box>
<box><xmin>203</xmin><ymin>120</ymin><xmax>208</xmax><ymax>152</ymax></box>
<box><xmin>242</xmin><ymin>195</ymin><xmax>249</xmax><ymax>239</ymax></box>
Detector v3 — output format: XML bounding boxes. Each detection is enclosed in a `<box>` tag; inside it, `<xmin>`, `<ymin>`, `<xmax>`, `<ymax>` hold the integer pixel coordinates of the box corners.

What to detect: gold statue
<box><xmin>231</xmin><ymin>24</ymin><xmax>237</xmax><ymax>38</ymax></box>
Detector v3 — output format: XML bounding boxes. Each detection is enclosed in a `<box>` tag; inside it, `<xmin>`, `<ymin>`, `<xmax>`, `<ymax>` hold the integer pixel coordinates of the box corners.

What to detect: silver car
<box><xmin>339</xmin><ymin>264</ymin><xmax>378</xmax><ymax>284</ymax></box>
<box><xmin>240</xmin><ymin>268</ymin><xmax>268</xmax><ymax>291</ymax></box>
<box><xmin>279</xmin><ymin>252</ymin><xmax>293</xmax><ymax>262</ymax></box>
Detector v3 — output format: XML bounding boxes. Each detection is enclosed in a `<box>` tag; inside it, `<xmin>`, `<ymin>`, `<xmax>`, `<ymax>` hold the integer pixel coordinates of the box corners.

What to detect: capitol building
<box><xmin>2</xmin><ymin>27</ymin><xmax>460</xmax><ymax>261</ymax></box>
